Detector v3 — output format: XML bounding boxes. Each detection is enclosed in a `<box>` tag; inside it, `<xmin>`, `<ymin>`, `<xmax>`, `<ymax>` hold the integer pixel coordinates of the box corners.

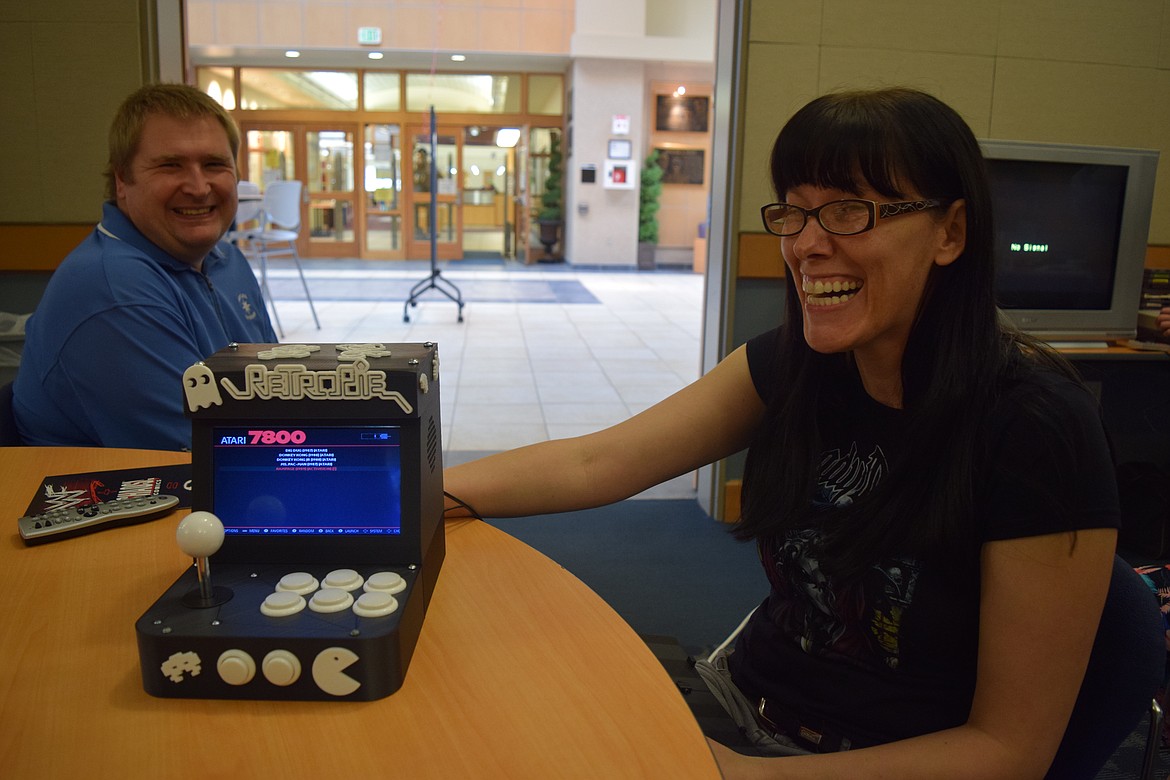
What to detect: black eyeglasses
<box><xmin>760</xmin><ymin>198</ymin><xmax>942</xmax><ymax>237</ymax></box>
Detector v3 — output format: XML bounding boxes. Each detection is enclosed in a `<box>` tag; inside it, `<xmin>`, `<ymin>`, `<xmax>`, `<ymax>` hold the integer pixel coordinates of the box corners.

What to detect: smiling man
<box><xmin>13</xmin><ymin>83</ymin><xmax>277</xmax><ymax>450</ymax></box>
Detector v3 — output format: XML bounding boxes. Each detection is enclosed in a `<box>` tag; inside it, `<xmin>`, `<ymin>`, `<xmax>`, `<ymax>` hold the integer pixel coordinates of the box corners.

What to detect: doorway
<box><xmin>461</xmin><ymin>126</ymin><xmax>521</xmax><ymax>261</ymax></box>
<box><xmin>405</xmin><ymin>125</ymin><xmax>462</xmax><ymax>261</ymax></box>
<box><xmin>240</xmin><ymin>123</ymin><xmax>360</xmax><ymax>258</ymax></box>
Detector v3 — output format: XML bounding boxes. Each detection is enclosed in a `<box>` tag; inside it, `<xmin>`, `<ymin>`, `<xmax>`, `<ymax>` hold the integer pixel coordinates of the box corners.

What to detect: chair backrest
<box><xmin>235</xmin><ymin>181</ymin><xmax>263</xmax><ymax>225</ymax></box>
<box><xmin>1046</xmin><ymin>554</ymin><xmax>1165</xmax><ymax>778</ymax></box>
<box><xmin>0</xmin><ymin>381</ymin><xmax>23</xmax><ymax>446</ymax></box>
<box><xmin>263</xmin><ymin>181</ymin><xmax>303</xmax><ymax>232</ymax></box>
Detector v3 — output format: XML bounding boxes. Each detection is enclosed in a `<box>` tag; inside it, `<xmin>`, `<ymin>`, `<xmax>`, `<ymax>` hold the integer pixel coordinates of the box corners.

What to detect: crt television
<box><xmin>980</xmin><ymin>139</ymin><xmax>1159</xmax><ymax>345</ymax></box>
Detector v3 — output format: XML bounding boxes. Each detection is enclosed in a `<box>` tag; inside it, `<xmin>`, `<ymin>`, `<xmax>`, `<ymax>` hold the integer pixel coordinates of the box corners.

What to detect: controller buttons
<box><xmin>217</xmin><ymin>649</ymin><xmax>256</xmax><ymax>686</ymax></box>
<box><xmin>364</xmin><ymin>571</ymin><xmax>406</xmax><ymax>595</ymax></box>
<box><xmin>262</xmin><ymin>650</ymin><xmax>302</xmax><ymax>687</ymax></box>
<box><xmin>261</xmin><ymin>590</ymin><xmax>306</xmax><ymax>617</ymax></box>
<box><xmin>308</xmin><ymin>588</ymin><xmax>354</xmax><ymax>614</ymax></box>
<box><xmin>322</xmin><ymin>568</ymin><xmax>364</xmax><ymax>592</ymax></box>
<box><xmin>275</xmin><ymin>571</ymin><xmax>319</xmax><ymax>595</ymax></box>
<box><xmin>353</xmin><ymin>591</ymin><xmax>399</xmax><ymax>618</ymax></box>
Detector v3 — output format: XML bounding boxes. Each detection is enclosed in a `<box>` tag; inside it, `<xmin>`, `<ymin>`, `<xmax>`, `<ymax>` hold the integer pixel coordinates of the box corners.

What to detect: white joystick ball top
<box><xmin>176</xmin><ymin>511</ymin><xmax>225</xmax><ymax>558</ymax></box>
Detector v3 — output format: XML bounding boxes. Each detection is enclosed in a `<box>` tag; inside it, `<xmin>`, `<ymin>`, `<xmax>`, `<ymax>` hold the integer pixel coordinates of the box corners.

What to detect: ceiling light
<box><xmin>285</xmin><ymin>50</ymin><xmax>301</xmax><ymax>58</ymax></box>
<box><xmin>451</xmin><ymin>54</ymin><xmax>466</xmax><ymax>62</ymax></box>
<box><xmin>495</xmin><ymin>128</ymin><xmax>520</xmax><ymax>148</ymax></box>
<box><xmin>368</xmin><ymin>52</ymin><xmax>384</xmax><ymax>60</ymax></box>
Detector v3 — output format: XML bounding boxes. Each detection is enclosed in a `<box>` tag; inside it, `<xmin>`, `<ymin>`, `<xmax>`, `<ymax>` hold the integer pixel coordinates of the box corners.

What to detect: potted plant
<box><xmin>536</xmin><ymin>130</ymin><xmax>564</xmax><ymax>261</ymax></box>
<box><xmin>637</xmin><ymin>149</ymin><xmax>663</xmax><ymax>269</ymax></box>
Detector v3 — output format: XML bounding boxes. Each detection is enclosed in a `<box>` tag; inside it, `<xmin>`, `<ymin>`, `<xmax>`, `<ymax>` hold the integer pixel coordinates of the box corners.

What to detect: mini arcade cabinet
<box><xmin>136</xmin><ymin>343</ymin><xmax>444</xmax><ymax>701</ymax></box>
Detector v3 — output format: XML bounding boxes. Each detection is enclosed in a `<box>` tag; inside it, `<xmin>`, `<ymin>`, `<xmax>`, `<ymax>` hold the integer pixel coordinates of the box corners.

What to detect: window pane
<box><xmin>240</xmin><ymin>69</ymin><xmax>358</xmax><ymax>110</ymax></box>
<box><xmin>308</xmin><ymin>199</ymin><xmax>355</xmax><ymax>243</ymax></box>
<box><xmin>307</xmin><ymin>130</ymin><xmax>355</xmax><ymax>193</ymax></box>
<box><xmin>244</xmin><ymin>130</ymin><xmax>296</xmax><ymax>189</ymax></box>
<box><xmin>364</xmin><ymin>124</ymin><xmax>401</xmax><ymax>207</ymax></box>
<box><xmin>196</xmin><ymin>67</ymin><xmax>236</xmax><ymax>110</ymax></box>
<box><xmin>405</xmin><ymin>73</ymin><xmax>520</xmax><ymax>114</ymax></box>
<box><xmin>527</xmin><ymin>75</ymin><xmax>563</xmax><ymax>116</ymax></box>
<box><xmin>364</xmin><ymin>72</ymin><xmax>401</xmax><ymax>111</ymax></box>
<box><xmin>365</xmin><ymin>124</ymin><xmax>402</xmax><ymax>252</ymax></box>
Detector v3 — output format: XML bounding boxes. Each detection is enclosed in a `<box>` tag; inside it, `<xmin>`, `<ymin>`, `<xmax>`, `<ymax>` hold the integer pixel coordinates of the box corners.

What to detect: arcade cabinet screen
<box><xmin>210</xmin><ymin>426</ymin><xmax>403</xmax><ymax>536</ymax></box>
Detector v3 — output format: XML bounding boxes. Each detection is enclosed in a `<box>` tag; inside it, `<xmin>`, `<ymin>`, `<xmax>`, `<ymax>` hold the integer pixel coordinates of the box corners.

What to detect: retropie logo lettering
<box><xmin>183</xmin><ymin>350</ymin><xmax>412</xmax><ymax>413</ymax></box>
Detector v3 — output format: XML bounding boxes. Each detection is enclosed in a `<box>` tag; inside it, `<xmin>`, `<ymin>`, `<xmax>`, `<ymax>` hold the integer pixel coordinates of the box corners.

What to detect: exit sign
<box><xmin>357</xmin><ymin>27</ymin><xmax>382</xmax><ymax>45</ymax></box>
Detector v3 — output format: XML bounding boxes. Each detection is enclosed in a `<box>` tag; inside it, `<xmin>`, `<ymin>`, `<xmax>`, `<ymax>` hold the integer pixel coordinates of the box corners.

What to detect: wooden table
<box><xmin>0</xmin><ymin>448</ymin><xmax>720</xmax><ymax>779</ymax></box>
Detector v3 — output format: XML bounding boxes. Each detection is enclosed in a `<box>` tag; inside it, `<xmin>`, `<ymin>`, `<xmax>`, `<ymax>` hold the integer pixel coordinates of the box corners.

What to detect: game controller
<box><xmin>135</xmin><ymin>511</ymin><xmax>432</xmax><ymax>701</ymax></box>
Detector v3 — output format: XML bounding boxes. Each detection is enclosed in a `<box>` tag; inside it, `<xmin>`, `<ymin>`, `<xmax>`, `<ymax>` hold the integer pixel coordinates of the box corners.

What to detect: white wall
<box><xmin>566</xmin><ymin>0</ymin><xmax>717</xmax><ymax>265</ymax></box>
<box><xmin>565</xmin><ymin>58</ymin><xmax>647</xmax><ymax>265</ymax></box>
<box><xmin>573</xmin><ymin>0</ymin><xmax>716</xmax><ymax>62</ymax></box>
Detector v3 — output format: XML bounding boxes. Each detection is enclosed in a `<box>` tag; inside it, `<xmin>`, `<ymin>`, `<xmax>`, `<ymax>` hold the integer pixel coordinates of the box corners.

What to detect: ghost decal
<box><xmin>183</xmin><ymin>363</ymin><xmax>223</xmax><ymax>412</ymax></box>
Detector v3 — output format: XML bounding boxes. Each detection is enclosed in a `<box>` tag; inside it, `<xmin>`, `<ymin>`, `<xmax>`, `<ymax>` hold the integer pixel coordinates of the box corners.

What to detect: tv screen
<box><xmin>981</xmin><ymin>139</ymin><xmax>1158</xmax><ymax>344</ymax></box>
<box><xmin>210</xmin><ymin>425</ymin><xmax>403</xmax><ymax>537</ymax></box>
<box><xmin>989</xmin><ymin>160</ymin><xmax>1125</xmax><ymax>311</ymax></box>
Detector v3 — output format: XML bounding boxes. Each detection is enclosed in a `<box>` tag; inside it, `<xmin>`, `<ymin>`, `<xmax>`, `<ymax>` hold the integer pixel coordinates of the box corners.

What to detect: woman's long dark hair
<box><xmin>734</xmin><ymin>87</ymin><xmax>1077</xmax><ymax>579</ymax></box>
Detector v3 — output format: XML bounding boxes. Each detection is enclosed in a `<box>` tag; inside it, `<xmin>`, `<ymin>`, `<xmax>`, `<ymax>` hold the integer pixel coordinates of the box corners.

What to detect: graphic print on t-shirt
<box><xmin>763</xmin><ymin>442</ymin><xmax>922</xmax><ymax>671</ymax></box>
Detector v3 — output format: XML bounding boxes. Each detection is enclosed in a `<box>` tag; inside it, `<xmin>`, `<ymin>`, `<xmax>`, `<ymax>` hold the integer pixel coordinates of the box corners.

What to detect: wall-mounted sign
<box><xmin>607</xmin><ymin>139</ymin><xmax>632</xmax><ymax>160</ymax></box>
<box><xmin>612</xmin><ymin>115</ymin><xmax>630</xmax><ymax>135</ymax></box>
<box><xmin>357</xmin><ymin>27</ymin><xmax>382</xmax><ymax>45</ymax></box>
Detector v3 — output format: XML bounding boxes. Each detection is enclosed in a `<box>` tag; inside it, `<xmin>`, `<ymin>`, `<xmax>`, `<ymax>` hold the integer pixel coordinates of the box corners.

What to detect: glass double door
<box><xmin>401</xmin><ymin>123</ymin><xmax>522</xmax><ymax>262</ymax></box>
<box><xmin>240</xmin><ymin>121</ymin><xmax>526</xmax><ymax>262</ymax></box>
<box><xmin>240</xmin><ymin>123</ymin><xmax>359</xmax><ymax>258</ymax></box>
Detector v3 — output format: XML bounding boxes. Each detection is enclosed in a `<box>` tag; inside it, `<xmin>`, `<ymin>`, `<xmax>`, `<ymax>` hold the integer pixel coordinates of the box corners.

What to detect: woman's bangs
<box><xmin>772</xmin><ymin>105</ymin><xmax>910</xmax><ymax>199</ymax></box>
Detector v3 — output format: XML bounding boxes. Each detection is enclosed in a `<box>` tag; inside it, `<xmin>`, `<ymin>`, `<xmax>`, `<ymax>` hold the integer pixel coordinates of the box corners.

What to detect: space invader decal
<box><xmin>257</xmin><ymin>344</ymin><xmax>322</xmax><ymax>360</ymax></box>
<box><xmin>336</xmin><ymin>343</ymin><xmax>392</xmax><ymax>361</ymax></box>
<box><xmin>183</xmin><ymin>363</ymin><xmax>222</xmax><ymax>412</ymax></box>
<box><xmin>161</xmin><ymin>651</ymin><xmax>202</xmax><ymax>683</ymax></box>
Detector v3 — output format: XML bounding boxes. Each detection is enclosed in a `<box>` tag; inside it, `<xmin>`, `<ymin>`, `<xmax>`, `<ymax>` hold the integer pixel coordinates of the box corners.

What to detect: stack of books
<box><xmin>1140</xmin><ymin>267</ymin><xmax>1170</xmax><ymax>312</ymax></box>
<box><xmin>1131</xmin><ymin>269</ymin><xmax>1170</xmax><ymax>347</ymax></box>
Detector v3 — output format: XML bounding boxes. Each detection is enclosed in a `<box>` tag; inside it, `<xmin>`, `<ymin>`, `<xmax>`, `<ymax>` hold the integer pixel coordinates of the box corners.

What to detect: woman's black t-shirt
<box><xmin>728</xmin><ymin>327</ymin><xmax>1120</xmax><ymax>747</ymax></box>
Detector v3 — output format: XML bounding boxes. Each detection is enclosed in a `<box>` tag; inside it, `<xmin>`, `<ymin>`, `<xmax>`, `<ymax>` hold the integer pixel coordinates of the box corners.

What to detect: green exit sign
<box><xmin>357</xmin><ymin>27</ymin><xmax>382</xmax><ymax>45</ymax></box>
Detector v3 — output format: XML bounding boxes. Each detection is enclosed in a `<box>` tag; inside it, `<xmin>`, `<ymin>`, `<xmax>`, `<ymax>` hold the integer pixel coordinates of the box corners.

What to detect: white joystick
<box><xmin>176</xmin><ymin>511</ymin><xmax>232</xmax><ymax>608</ymax></box>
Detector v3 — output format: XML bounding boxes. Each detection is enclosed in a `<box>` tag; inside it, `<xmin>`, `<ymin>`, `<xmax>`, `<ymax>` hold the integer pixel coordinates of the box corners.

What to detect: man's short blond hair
<box><xmin>104</xmin><ymin>83</ymin><xmax>240</xmax><ymax>201</ymax></box>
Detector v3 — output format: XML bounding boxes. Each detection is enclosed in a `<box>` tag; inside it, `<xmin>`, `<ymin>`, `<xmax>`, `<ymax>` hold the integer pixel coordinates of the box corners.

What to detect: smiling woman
<box><xmin>777</xmin><ymin>181</ymin><xmax>964</xmax><ymax>396</ymax></box>
<box><xmin>442</xmin><ymin>86</ymin><xmax>1125</xmax><ymax>780</ymax></box>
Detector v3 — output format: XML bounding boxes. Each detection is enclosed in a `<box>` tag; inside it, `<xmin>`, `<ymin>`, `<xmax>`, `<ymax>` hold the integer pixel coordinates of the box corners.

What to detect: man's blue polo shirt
<box><xmin>13</xmin><ymin>202</ymin><xmax>278</xmax><ymax>450</ymax></box>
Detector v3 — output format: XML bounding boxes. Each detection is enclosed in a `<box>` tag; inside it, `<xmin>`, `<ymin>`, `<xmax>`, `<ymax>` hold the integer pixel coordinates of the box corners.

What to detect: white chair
<box><xmin>233</xmin><ymin>180</ymin><xmax>319</xmax><ymax>337</ymax></box>
<box><xmin>233</xmin><ymin>180</ymin><xmax>263</xmax><ymax>227</ymax></box>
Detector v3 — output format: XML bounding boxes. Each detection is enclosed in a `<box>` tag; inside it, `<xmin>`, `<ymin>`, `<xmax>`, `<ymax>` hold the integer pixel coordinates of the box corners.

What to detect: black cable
<box><xmin>443</xmin><ymin>490</ymin><xmax>483</xmax><ymax>521</ymax></box>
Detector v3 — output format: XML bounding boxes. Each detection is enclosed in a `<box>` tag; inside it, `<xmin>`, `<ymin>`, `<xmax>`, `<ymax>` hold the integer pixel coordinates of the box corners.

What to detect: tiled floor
<box><xmin>263</xmin><ymin>259</ymin><xmax>705</xmax><ymax>493</ymax></box>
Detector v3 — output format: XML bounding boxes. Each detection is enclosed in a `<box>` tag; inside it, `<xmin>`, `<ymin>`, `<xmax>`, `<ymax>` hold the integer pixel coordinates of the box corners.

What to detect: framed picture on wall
<box><xmin>655</xmin><ymin>95</ymin><xmax>709</xmax><ymax>133</ymax></box>
<box><xmin>656</xmin><ymin>147</ymin><xmax>705</xmax><ymax>185</ymax></box>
